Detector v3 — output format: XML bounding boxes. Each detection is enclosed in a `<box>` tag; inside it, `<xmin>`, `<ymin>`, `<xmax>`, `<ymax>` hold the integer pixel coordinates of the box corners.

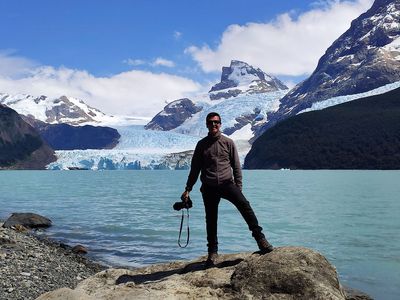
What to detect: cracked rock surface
<box><xmin>37</xmin><ymin>247</ymin><xmax>371</xmax><ymax>300</ymax></box>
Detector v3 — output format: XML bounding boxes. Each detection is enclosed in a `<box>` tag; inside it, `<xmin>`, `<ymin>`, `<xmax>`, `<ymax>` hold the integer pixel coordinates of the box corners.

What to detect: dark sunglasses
<box><xmin>207</xmin><ymin>120</ymin><xmax>221</xmax><ymax>125</ymax></box>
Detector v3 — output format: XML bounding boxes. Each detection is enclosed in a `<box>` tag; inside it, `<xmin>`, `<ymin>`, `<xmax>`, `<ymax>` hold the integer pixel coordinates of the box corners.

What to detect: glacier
<box><xmin>46</xmin><ymin>80</ymin><xmax>400</xmax><ymax>171</ymax></box>
<box><xmin>173</xmin><ymin>90</ymin><xmax>288</xmax><ymax>138</ymax></box>
<box><xmin>47</xmin><ymin>125</ymin><xmax>199</xmax><ymax>170</ymax></box>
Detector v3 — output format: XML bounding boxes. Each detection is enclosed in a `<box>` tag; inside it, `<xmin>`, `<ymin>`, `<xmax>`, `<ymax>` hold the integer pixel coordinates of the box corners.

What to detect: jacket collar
<box><xmin>207</xmin><ymin>131</ymin><xmax>221</xmax><ymax>141</ymax></box>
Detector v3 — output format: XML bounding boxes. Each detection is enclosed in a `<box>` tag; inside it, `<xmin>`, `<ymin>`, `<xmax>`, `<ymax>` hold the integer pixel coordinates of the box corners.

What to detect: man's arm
<box><xmin>182</xmin><ymin>142</ymin><xmax>202</xmax><ymax>200</ymax></box>
<box><xmin>230</xmin><ymin>141</ymin><xmax>242</xmax><ymax>190</ymax></box>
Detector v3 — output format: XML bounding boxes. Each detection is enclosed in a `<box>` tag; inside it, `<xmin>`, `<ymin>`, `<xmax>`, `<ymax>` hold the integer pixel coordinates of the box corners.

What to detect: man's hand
<box><xmin>181</xmin><ymin>190</ymin><xmax>190</xmax><ymax>202</ymax></box>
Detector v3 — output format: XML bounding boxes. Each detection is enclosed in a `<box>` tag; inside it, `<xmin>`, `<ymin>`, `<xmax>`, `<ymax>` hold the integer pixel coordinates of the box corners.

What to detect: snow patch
<box><xmin>229</xmin><ymin>124</ymin><xmax>253</xmax><ymax>141</ymax></box>
<box><xmin>298</xmin><ymin>81</ymin><xmax>400</xmax><ymax>114</ymax></box>
<box><xmin>383</xmin><ymin>37</ymin><xmax>400</xmax><ymax>52</ymax></box>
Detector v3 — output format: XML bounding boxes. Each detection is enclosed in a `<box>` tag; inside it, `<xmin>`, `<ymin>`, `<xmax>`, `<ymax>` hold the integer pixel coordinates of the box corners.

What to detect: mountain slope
<box><xmin>0</xmin><ymin>94</ymin><xmax>109</xmax><ymax>125</ymax></box>
<box><xmin>145</xmin><ymin>98</ymin><xmax>202</xmax><ymax>130</ymax></box>
<box><xmin>244</xmin><ymin>87</ymin><xmax>400</xmax><ymax>169</ymax></box>
<box><xmin>0</xmin><ymin>104</ymin><xmax>56</xmax><ymax>169</ymax></box>
<box><xmin>37</xmin><ymin>124</ymin><xmax>120</xmax><ymax>150</ymax></box>
<box><xmin>145</xmin><ymin>60</ymin><xmax>288</xmax><ymax>144</ymax></box>
<box><xmin>257</xmin><ymin>0</ymin><xmax>400</xmax><ymax>135</ymax></box>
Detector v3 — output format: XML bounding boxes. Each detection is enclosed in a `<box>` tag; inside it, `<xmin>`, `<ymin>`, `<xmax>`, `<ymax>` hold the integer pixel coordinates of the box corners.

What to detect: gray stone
<box><xmin>36</xmin><ymin>247</ymin><xmax>367</xmax><ymax>300</ymax></box>
<box><xmin>72</xmin><ymin>245</ymin><xmax>88</xmax><ymax>255</ymax></box>
<box><xmin>3</xmin><ymin>213</ymin><xmax>52</xmax><ymax>229</ymax></box>
<box><xmin>344</xmin><ymin>286</ymin><xmax>374</xmax><ymax>300</ymax></box>
<box><xmin>231</xmin><ymin>247</ymin><xmax>346</xmax><ymax>299</ymax></box>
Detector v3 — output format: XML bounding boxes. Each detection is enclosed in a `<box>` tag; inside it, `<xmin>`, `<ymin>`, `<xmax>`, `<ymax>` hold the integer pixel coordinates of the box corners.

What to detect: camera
<box><xmin>173</xmin><ymin>196</ymin><xmax>193</xmax><ymax>211</ymax></box>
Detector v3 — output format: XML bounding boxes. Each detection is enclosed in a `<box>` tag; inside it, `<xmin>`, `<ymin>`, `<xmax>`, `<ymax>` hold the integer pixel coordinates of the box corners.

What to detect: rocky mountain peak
<box><xmin>0</xmin><ymin>93</ymin><xmax>107</xmax><ymax>125</ymax></box>
<box><xmin>257</xmin><ymin>0</ymin><xmax>400</xmax><ymax>136</ymax></box>
<box><xmin>144</xmin><ymin>98</ymin><xmax>203</xmax><ymax>131</ymax></box>
<box><xmin>209</xmin><ymin>60</ymin><xmax>287</xmax><ymax>100</ymax></box>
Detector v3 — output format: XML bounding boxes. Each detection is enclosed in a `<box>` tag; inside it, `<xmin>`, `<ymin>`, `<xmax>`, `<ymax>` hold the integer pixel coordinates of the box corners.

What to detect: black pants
<box><xmin>201</xmin><ymin>182</ymin><xmax>265</xmax><ymax>253</ymax></box>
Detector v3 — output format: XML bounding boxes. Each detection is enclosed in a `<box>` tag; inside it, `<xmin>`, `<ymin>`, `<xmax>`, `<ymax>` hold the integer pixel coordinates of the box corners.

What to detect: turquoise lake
<box><xmin>0</xmin><ymin>170</ymin><xmax>399</xmax><ymax>299</ymax></box>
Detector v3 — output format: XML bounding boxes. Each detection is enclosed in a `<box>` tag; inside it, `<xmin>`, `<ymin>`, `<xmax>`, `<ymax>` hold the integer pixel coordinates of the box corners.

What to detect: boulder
<box><xmin>343</xmin><ymin>286</ymin><xmax>374</xmax><ymax>300</ymax></box>
<box><xmin>231</xmin><ymin>246</ymin><xmax>346</xmax><ymax>299</ymax></box>
<box><xmin>72</xmin><ymin>245</ymin><xmax>88</xmax><ymax>255</ymax></box>
<box><xmin>3</xmin><ymin>213</ymin><xmax>52</xmax><ymax>229</ymax></box>
<box><xmin>36</xmin><ymin>287</ymin><xmax>95</xmax><ymax>300</ymax></box>
<box><xmin>36</xmin><ymin>247</ymin><xmax>359</xmax><ymax>300</ymax></box>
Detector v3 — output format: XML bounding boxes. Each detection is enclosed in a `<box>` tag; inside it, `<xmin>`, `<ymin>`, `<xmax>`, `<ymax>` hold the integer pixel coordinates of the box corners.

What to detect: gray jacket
<box><xmin>186</xmin><ymin>132</ymin><xmax>242</xmax><ymax>191</ymax></box>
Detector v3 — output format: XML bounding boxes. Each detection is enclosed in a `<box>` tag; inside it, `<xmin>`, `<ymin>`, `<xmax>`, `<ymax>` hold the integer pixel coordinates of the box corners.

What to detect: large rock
<box><xmin>36</xmin><ymin>288</ymin><xmax>95</xmax><ymax>300</ymax></box>
<box><xmin>3</xmin><ymin>213</ymin><xmax>52</xmax><ymax>229</ymax></box>
<box><xmin>231</xmin><ymin>247</ymin><xmax>345</xmax><ymax>299</ymax></box>
<box><xmin>37</xmin><ymin>247</ymin><xmax>363</xmax><ymax>300</ymax></box>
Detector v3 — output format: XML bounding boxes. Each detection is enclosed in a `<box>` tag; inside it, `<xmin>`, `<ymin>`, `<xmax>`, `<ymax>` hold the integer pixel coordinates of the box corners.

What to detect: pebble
<box><xmin>0</xmin><ymin>222</ymin><xmax>106</xmax><ymax>300</ymax></box>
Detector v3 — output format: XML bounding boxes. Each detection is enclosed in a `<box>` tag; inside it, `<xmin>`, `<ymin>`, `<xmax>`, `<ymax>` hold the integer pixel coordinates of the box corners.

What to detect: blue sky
<box><xmin>0</xmin><ymin>0</ymin><xmax>373</xmax><ymax>117</ymax></box>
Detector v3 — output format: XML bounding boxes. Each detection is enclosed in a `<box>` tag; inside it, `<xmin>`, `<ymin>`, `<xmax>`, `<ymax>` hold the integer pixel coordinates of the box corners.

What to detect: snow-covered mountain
<box><xmin>256</xmin><ymin>0</ymin><xmax>400</xmax><ymax>136</ymax></box>
<box><xmin>208</xmin><ymin>60</ymin><xmax>287</xmax><ymax>100</ymax></box>
<box><xmin>145</xmin><ymin>60</ymin><xmax>289</xmax><ymax>146</ymax></box>
<box><xmin>0</xmin><ymin>93</ymin><xmax>112</xmax><ymax>125</ymax></box>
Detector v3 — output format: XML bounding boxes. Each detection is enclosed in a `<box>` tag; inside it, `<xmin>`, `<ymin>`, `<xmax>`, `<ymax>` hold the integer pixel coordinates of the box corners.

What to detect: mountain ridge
<box><xmin>244</xmin><ymin>86</ymin><xmax>400</xmax><ymax>169</ymax></box>
<box><xmin>0</xmin><ymin>105</ymin><xmax>56</xmax><ymax>169</ymax></box>
<box><xmin>256</xmin><ymin>0</ymin><xmax>400</xmax><ymax>136</ymax></box>
<box><xmin>0</xmin><ymin>93</ymin><xmax>109</xmax><ymax>125</ymax></box>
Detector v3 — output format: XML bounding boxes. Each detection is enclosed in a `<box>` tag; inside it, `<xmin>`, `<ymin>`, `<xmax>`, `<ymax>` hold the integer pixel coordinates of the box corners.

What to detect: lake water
<box><xmin>0</xmin><ymin>170</ymin><xmax>399</xmax><ymax>299</ymax></box>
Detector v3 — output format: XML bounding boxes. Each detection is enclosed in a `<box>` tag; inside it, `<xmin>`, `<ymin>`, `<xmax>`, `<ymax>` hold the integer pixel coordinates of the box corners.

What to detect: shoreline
<box><xmin>0</xmin><ymin>222</ymin><xmax>106</xmax><ymax>300</ymax></box>
<box><xmin>1</xmin><ymin>221</ymin><xmax>375</xmax><ymax>300</ymax></box>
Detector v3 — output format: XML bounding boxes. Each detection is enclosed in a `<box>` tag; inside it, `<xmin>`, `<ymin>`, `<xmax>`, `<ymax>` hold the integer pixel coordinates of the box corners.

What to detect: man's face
<box><xmin>206</xmin><ymin>116</ymin><xmax>221</xmax><ymax>135</ymax></box>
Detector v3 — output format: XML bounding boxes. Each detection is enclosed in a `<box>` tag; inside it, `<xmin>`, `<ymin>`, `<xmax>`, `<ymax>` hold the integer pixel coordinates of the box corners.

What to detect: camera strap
<box><xmin>178</xmin><ymin>208</ymin><xmax>190</xmax><ymax>248</ymax></box>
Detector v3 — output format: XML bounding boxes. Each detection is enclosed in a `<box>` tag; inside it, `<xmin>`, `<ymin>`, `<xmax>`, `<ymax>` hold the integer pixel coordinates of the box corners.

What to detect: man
<box><xmin>181</xmin><ymin>112</ymin><xmax>273</xmax><ymax>266</ymax></box>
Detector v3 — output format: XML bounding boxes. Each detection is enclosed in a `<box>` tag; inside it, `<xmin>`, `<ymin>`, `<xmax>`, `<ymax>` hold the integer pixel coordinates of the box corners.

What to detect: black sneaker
<box><xmin>257</xmin><ymin>238</ymin><xmax>274</xmax><ymax>254</ymax></box>
<box><xmin>205</xmin><ymin>252</ymin><xmax>218</xmax><ymax>267</ymax></box>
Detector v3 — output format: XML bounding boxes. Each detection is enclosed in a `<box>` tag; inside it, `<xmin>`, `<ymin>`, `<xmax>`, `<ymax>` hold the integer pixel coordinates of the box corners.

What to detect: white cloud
<box><xmin>152</xmin><ymin>57</ymin><xmax>175</xmax><ymax>68</ymax></box>
<box><xmin>0</xmin><ymin>50</ymin><xmax>38</xmax><ymax>78</ymax></box>
<box><xmin>174</xmin><ymin>31</ymin><xmax>182</xmax><ymax>40</ymax></box>
<box><xmin>0</xmin><ymin>55</ymin><xmax>201</xmax><ymax>117</ymax></box>
<box><xmin>186</xmin><ymin>0</ymin><xmax>373</xmax><ymax>76</ymax></box>
<box><xmin>123</xmin><ymin>57</ymin><xmax>175</xmax><ymax>68</ymax></box>
<box><xmin>123</xmin><ymin>58</ymin><xmax>146</xmax><ymax>66</ymax></box>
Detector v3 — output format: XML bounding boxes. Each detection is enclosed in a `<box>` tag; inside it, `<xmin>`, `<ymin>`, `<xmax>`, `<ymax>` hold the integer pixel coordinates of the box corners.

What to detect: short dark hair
<box><xmin>206</xmin><ymin>112</ymin><xmax>221</xmax><ymax>122</ymax></box>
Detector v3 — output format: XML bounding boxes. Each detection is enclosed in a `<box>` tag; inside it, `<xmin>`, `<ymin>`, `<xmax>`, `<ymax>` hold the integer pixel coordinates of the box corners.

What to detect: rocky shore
<box><xmin>0</xmin><ymin>222</ymin><xmax>105</xmax><ymax>300</ymax></box>
<box><xmin>36</xmin><ymin>247</ymin><xmax>374</xmax><ymax>300</ymax></box>
<box><xmin>1</xmin><ymin>216</ymin><xmax>373</xmax><ymax>300</ymax></box>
